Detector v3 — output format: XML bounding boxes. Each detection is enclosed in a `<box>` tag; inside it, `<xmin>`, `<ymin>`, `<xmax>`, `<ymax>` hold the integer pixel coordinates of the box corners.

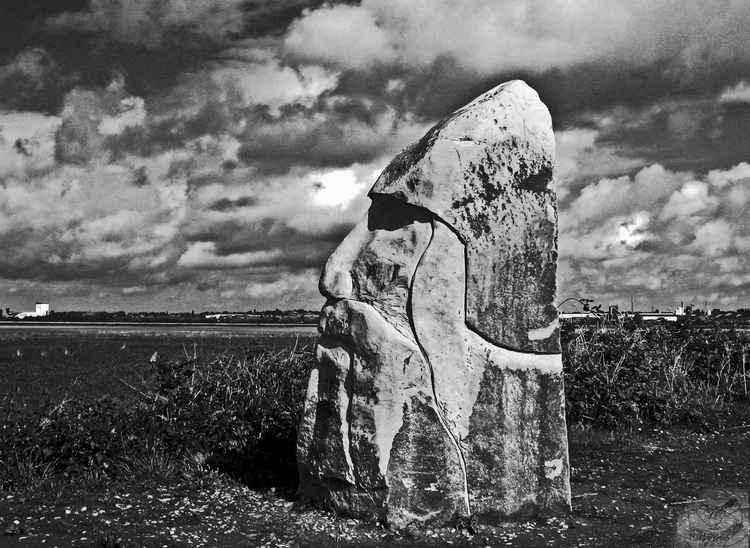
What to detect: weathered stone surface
<box><xmin>299</xmin><ymin>197</ymin><xmax>468</xmax><ymax>525</ymax></box>
<box><xmin>297</xmin><ymin>80</ymin><xmax>570</xmax><ymax>527</ymax></box>
<box><xmin>386</xmin><ymin>395</ymin><xmax>467</xmax><ymax>527</ymax></box>
<box><xmin>371</xmin><ymin>80</ymin><xmax>559</xmax><ymax>353</ymax></box>
<box><xmin>465</xmin><ymin>365</ymin><xmax>570</xmax><ymax>520</ymax></box>
<box><xmin>411</xmin><ymin>217</ymin><xmax>569</xmax><ymax>521</ymax></box>
<box><xmin>296</xmin><ymin>342</ymin><xmax>354</xmax><ymax>485</ymax></box>
<box><xmin>298</xmin><ymin>298</ymin><xmax>467</xmax><ymax>524</ymax></box>
<box><xmin>318</xmin><ymin>195</ymin><xmax>432</xmax><ymax>338</ymax></box>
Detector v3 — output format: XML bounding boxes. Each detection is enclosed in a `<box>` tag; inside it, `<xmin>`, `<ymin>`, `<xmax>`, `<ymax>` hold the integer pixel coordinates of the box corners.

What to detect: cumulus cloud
<box><xmin>309</xmin><ymin>168</ymin><xmax>369</xmax><ymax>208</ymax></box>
<box><xmin>235</xmin><ymin>103</ymin><xmax>429</xmax><ymax>171</ymax></box>
<box><xmin>209</xmin><ymin>59</ymin><xmax>339</xmax><ymax>114</ymax></box>
<box><xmin>177</xmin><ymin>242</ymin><xmax>283</xmax><ymax>269</ymax></box>
<box><xmin>98</xmin><ymin>97</ymin><xmax>147</xmax><ymax>136</ymax></box>
<box><xmin>707</xmin><ymin>162</ymin><xmax>750</xmax><ymax>188</ymax></box>
<box><xmin>285</xmin><ymin>0</ymin><xmax>750</xmax><ymax>76</ymax></box>
<box><xmin>562</xmin><ymin>212</ymin><xmax>655</xmax><ymax>261</ymax></box>
<box><xmin>244</xmin><ymin>268</ymin><xmax>320</xmax><ymax>304</ymax></box>
<box><xmin>160</xmin><ymin>47</ymin><xmax>342</xmax><ymax>120</ymax></box>
<box><xmin>181</xmin><ymin>159</ymin><xmax>376</xmax><ymax>266</ymax></box>
<box><xmin>555</xmin><ymin>127</ymin><xmax>645</xmax><ymax>201</ymax></box>
<box><xmin>125</xmin><ymin>46</ymin><xmax>429</xmax><ymax>173</ymax></box>
<box><xmin>0</xmin><ymin>150</ymin><xmax>189</xmax><ymax>280</ymax></box>
<box><xmin>660</xmin><ymin>181</ymin><xmax>719</xmax><ymax>220</ymax></box>
<box><xmin>563</xmin><ymin>164</ymin><xmax>688</xmax><ymax>228</ymax></box>
<box><xmin>559</xmin><ymin>161</ymin><xmax>750</xmax><ymax>309</ymax></box>
<box><xmin>0</xmin><ymin>48</ymin><xmax>57</xmax><ymax>88</ymax></box>
<box><xmin>1</xmin><ymin>0</ymin><xmax>747</xmax><ymax>312</ymax></box>
<box><xmin>285</xmin><ymin>4</ymin><xmax>396</xmax><ymax>69</ymax></box>
<box><xmin>720</xmin><ymin>81</ymin><xmax>750</xmax><ymax>104</ymax></box>
<box><xmin>56</xmin><ymin>77</ymin><xmax>147</xmax><ymax>164</ymax></box>
<box><xmin>0</xmin><ymin>111</ymin><xmax>60</xmax><ymax>177</ymax></box>
<box><xmin>0</xmin><ymin>60</ymin><xmax>382</xmax><ymax>308</ymax></box>
<box><xmin>692</xmin><ymin>220</ymin><xmax>733</xmax><ymax>257</ymax></box>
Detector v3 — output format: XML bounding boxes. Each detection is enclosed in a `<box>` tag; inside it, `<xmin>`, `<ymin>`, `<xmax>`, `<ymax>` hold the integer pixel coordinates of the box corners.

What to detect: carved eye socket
<box><xmin>367</xmin><ymin>194</ymin><xmax>431</xmax><ymax>232</ymax></box>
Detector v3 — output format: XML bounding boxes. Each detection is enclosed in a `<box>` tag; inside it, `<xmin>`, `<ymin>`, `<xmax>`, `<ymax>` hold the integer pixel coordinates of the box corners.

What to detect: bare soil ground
<box><xmin>1</xmin><ymin>426</ymin><xmax>747</xmax><ymax>547</ymax></box>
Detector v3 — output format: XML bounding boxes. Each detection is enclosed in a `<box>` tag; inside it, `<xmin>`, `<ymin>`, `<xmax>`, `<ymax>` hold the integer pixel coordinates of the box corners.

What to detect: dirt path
<box><xmin>1</xmin><ymin>427</ymin><xmax>747</xmax><ymax>547</ymax></box>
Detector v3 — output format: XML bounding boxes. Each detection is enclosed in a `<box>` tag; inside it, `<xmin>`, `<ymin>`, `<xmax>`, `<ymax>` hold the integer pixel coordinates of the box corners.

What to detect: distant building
<box><xmin>16</xmin><ymin>302</ymin><xmax>51</xmax><ymax>319</ymax></box>
<box><xmin>638</xmin><ymin>311</ymin><xmax>678</xmax><ymax>322</ymax></box>
<box><xmin>559</xmin><ymin>311</ymin><xmax>602</xmax><ymax>320</ymax></box>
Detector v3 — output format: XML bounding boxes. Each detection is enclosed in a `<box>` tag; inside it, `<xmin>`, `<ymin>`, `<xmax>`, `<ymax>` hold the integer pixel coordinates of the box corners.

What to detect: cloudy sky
<box><xmin>0</xmin><ymin>0</ymin><xmax>748</xmax><ymax>313</ymax></box>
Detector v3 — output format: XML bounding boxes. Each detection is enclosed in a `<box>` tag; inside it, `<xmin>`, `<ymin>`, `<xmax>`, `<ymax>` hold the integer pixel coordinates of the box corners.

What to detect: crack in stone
<box><xmin>406</xmin><ymin>218</ymin><xmax>471</xmax><ymax>518</ymax></box>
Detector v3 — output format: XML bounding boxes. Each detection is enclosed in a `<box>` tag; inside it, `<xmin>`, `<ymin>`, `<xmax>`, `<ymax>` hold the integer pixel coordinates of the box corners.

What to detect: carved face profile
<box><xmin>297</xmin><ymin>80</ymin><xmax>571</xmax><ymax>527</ymax></box>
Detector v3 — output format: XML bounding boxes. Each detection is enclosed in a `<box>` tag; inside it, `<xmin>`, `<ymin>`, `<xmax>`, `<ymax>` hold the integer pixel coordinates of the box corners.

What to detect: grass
<box><xmin>0</xmin><ymin>325</ymin><xmax>748</xmax><ymax>546</ymax></box>
<box><xmin>562</xmin><ymin>322</ymin><xmax>749</xmax><ymax>428</ymax></box>
<box><xmin>1</xmin><ymin>422</ymin><xmax>747</xmax><ymax>546</ymax></box>
<box><xmin>0</xmin><ymin>342</ymin><xmax>314</xmax><ymax>495</ymax></box>
<box><xmin>0</xmin><ymin>324</ymin><xmax>748</xmax><ymax>497</ymax></box>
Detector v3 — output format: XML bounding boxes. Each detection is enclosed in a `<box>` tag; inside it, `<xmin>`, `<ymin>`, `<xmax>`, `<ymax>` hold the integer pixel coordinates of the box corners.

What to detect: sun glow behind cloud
<box><xmin>310</xmin><ymin>168</ymin><xmax>368</xmax><ymax>209</ymax></box>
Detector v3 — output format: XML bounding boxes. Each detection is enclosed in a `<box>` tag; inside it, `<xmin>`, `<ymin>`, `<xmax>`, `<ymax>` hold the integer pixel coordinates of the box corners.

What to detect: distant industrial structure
<box><xmin>556</xmin><ymin>298</ymin><xmax>750</xmax><ymax>327</ymax></box>
<box><xmin>558</xmin><ymin>299</ymin><xmax>690</xmax><ymax>323</ymax></box>
<box><xmin>6</xmin><ymin>302</ymin><xmax>51</xmax><ymax>319</ymax></box>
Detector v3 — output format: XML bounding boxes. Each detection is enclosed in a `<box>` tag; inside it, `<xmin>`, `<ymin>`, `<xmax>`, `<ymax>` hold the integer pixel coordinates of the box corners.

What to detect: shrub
<box><xmin>2</xmin><ymin>326</ymin><xmax>748</xmax><ymax>494</ymax></box>
<box><xmin>562</xmin><ymin>323</ymin><xmax>749</xmax><ymax>428</ymax></box>
<box><xmin>0</xmin><ymin>343</ymin><xmax>314</xmax><ymax>492</ymax></box>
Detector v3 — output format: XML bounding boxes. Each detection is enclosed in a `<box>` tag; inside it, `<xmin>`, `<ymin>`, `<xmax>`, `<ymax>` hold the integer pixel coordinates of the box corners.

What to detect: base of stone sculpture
<box><xmin>298</xmin><ymin>345</ymin><xmax>570</xmax><ymax>528</ymax></box>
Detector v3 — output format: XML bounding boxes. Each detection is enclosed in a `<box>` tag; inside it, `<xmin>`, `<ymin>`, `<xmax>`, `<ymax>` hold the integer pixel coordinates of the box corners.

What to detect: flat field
<box><xmin>0</xmin><ymin>323</ymin><xmax>317</xmax><ymax>403</ymax></box>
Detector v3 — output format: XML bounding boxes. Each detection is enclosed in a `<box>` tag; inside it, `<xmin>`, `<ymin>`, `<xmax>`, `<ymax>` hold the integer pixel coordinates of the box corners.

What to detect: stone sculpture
<box><xmin>297</xmin><ymin>80</ymin><xmax>571</xmax><ymax>528</ymax></box>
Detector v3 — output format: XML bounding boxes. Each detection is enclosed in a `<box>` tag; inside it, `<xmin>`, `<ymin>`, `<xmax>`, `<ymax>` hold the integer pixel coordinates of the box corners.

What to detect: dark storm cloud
<box><xmin>90</xmin><ymin>67</ymin><xmax>418</xmax><ymax>174</ymax></box>
<box><xmin>0</xmin><ymin>48</ymin><xmax>77</xmax><ymax>112</ymax></box>
<box><xmin>236</xmin><ymin>103</ymin><xmax>402</xmax><ymax>172</ymax></box>
<box><xmin>209</xmin><ymin>196</ymin><xmax>259</xmax><ymax>212</ymax></box>
<box><xmin>0</xmin><ymin>227</ymin><xmax>141</xmax><ymax>284</ymax></box>
<box><xmin>1</xmin><ymin>0</ymin><xmax>749</xmax><ymax>311</ymax></box>
<box><xmin>0</xmin><ymin>1</ymin><xmax>383</xmax><ymax>310</ymax></box>
<box><xmin>46</xmin><ymin>0</ymin><xmax>248</xmax><ymax>47</ymax></box>
<box><xmin>45</xmin><ymin>0</ymin><xmax>343</xmax><ymax>46</ymax></box>
<box><xmin>326</xmin><ymin>44</ymin><xmax>750</xmax><ymax>137</ymax></box>
<box><xmin>592</xmin><ymin>99</ymin><xmax>750</xmax><ymax>173</ymax></box>
<box><xmin>183</xmin><ymin>216</ymin><xmax>351</xmax><ymax>270</ymax></box>
<box><xmin>0</xmin><ymin>1</ymin><xmax>87</xmax><ymax>55</ymax></box>
<box><xmin>0</xmin><ymin>1</ymin><xmax>335</xmax><ymax>114</ymax></box>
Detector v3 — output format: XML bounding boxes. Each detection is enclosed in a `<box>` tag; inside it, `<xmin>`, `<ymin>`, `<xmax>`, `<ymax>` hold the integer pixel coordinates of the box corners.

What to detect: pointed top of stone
<box><xmin>370</xmin><ymin>79</ymin><xmax>559</xmax><ymax>353</ymax></box>
<box><xmin>370</xmin><ymin>79</ymin><xmax>555</xmax><ymax>228</ymax></box>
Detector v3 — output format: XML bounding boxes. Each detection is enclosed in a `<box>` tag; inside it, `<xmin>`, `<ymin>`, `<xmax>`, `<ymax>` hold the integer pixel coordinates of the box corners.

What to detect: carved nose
<box><xmin>318</xmin><ymin>261</ymin><xmax>353</xmax><ymax>301</ymax></box>
<box><xmin>318</xmin><ymin>234</ymin><xmax>358</xmax><ymax>300</ymax></box>
<box><xmin>318</xmin><ymin>218</ymin><xmax>368</xmax><ymax>301</ymax></box>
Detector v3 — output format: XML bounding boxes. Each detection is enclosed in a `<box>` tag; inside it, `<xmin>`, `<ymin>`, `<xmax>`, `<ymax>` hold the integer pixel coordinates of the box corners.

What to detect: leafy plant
<box><xmin>0</xmin><ymin>343</ymin><xmax>314</xmax><ymax>493</ymax></box>
<box><xmin>2</xmin><ymin>327</ymin><xmax>747</xmax><ymax>495</ymax></box>
<box><xmin>562</xmin><ymin>323</ymin><xmax>749</xmax><ymax>428</ymax></box>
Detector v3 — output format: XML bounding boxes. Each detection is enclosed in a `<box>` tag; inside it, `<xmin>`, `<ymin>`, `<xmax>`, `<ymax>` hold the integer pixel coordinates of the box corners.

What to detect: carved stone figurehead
<box><xmin>297</xmin><ymin>80</ymin><xmax>571</xmax><ymax>527</ymax></box>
